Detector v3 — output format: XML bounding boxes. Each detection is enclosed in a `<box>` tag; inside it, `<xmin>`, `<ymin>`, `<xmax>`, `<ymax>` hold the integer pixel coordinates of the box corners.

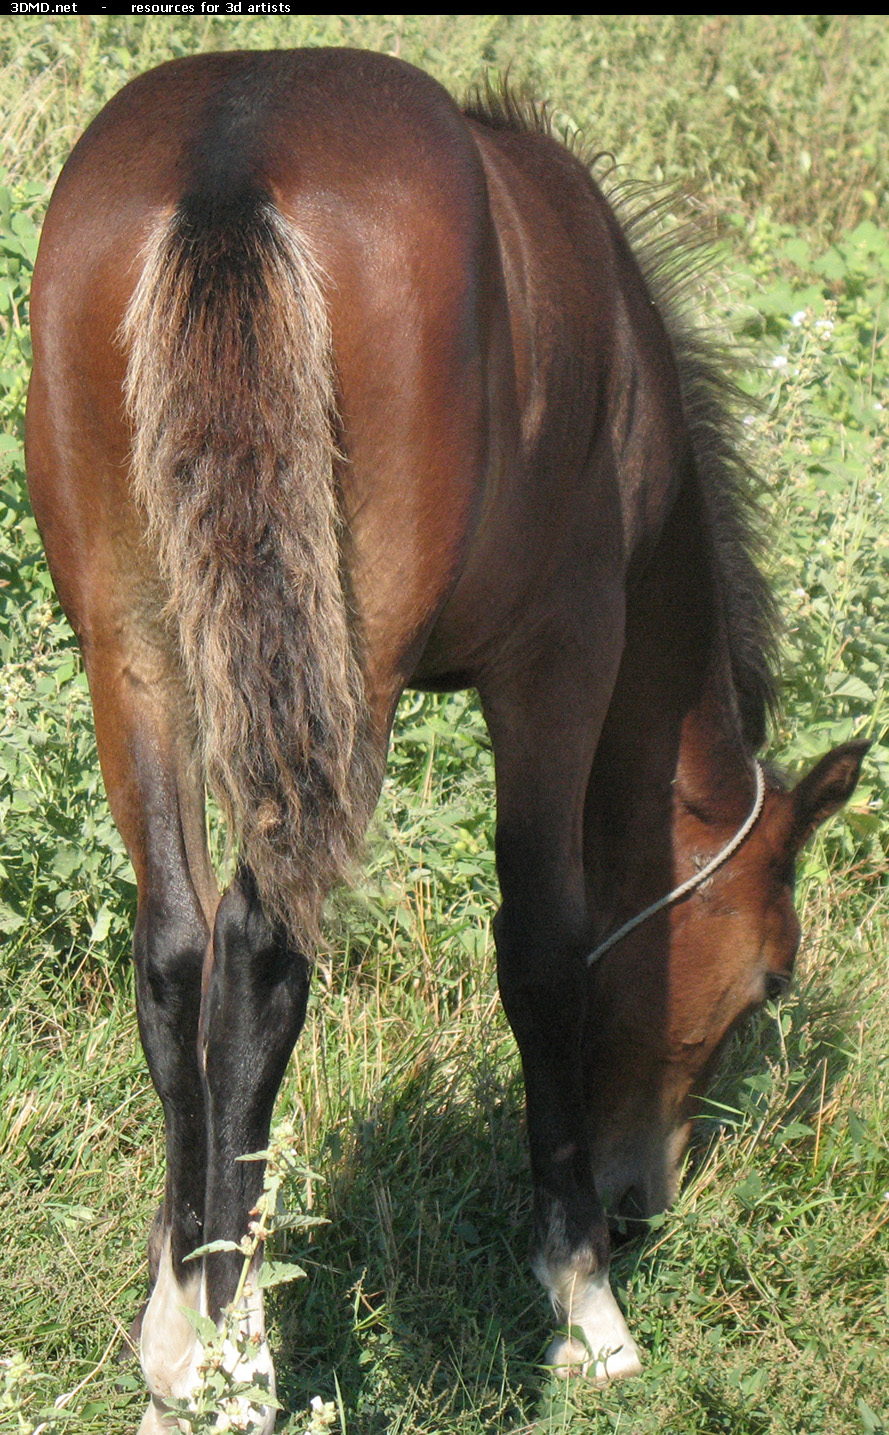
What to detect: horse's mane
<box><xmin>463</xmin><ymin>85</ymin><xmax>780</xmax><ymax>749</ymax></box>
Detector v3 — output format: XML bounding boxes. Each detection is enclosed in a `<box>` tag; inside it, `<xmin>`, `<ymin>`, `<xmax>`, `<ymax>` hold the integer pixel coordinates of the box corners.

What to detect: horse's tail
<box><xmin>122</xmin><ymin>192</ymin><xmax>376</xmax><ymax>950</ymax></box>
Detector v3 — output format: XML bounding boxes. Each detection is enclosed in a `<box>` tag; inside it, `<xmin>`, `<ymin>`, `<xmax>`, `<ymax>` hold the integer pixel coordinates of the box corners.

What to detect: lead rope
<box><xmin>586</xmin><ymin>762</ymin><xmax>766</xmax><ymax>968</ymax></box>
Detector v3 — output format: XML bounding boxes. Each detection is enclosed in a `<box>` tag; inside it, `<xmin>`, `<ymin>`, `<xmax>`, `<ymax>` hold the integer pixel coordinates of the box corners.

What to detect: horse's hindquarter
<box><xmin>27</xmin><ymin>49</ymin><xmax>507</xmax><ymax>723</ymax></box>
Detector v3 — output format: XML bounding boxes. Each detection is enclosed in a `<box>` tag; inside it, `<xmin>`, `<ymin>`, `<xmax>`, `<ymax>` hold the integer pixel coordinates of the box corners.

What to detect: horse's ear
<box><xmin>788</xmin><ymin>739</ymin><xmax>870</xmax><ymax>850</ymax></box>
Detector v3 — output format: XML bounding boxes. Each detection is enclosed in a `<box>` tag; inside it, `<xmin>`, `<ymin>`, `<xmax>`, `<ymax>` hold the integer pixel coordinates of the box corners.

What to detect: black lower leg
<box><xmin>494</xmin><ymin>900</ymin><xmax>611</xmax><ymax>1277</ymax></box>
<box><xmin>134</xmin><ymin>892</ymin><xmax>210</xmax><ymax>1274</ymax></box>
<box><xmin>200</xmin><ymin>864</ymin><xmax>311</xmax><ymax>1316</ymax></box>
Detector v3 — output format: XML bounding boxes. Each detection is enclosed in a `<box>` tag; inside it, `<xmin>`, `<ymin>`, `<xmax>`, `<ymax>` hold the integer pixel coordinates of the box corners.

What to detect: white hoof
<box><xmin>139</xmin><ymin>1235</ymin><xmax>276</xmax><ymax>1432</ymax></box>
<box><xmin>138</xmin><ymin>1387</ymin><xmax>276</xmax><ymax>1434</ymax></box>
<box><xmin>210</xmin><ymin>1311</ymin><xmax>277</xmax><ymax>1433</ymax></box>
<box><xmin>138</xmin><ymin>1394</ymin><xmax>180</xmax><ymax>1433</ymax></box>
<box><xmin>546</xmin><ymin>1328</ymin><xmax>642</xmax><ymax>1385</ymax></box>
<box><xmin>536</xmin><ymin>1262</ymin><xmax>642</xmax><ymax>1385</ymax></box>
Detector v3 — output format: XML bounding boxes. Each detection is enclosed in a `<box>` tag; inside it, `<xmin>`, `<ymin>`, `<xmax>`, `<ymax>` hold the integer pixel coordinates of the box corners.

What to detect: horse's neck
<box><xmin>587</xmin><ymin>609</ymin><xmax>751</xmax><ymax>928</ymax></box>
<box><xmin>586</xmin><ymin>457</ymin><xmax>758</xmax><ymax>926</ymax></box>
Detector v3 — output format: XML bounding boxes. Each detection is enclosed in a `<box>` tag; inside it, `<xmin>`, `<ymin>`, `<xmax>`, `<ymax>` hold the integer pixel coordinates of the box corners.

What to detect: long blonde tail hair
<box><xmin>123</xmin><ymin>194</ymin><xmax>377</xmax><ymax>949</ymax></box>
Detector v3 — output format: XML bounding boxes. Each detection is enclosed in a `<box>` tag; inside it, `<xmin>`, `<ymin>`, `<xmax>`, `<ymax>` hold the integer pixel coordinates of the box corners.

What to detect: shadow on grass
<box><xmin>269</xmin><ymin>1050</ymin><xmax>545</xmax><ymax>1431</ymax></box>
<box><xmin>264</xmin><ymin>936</ymin><xmax>871</xmax><ymax>1430</ymax></box>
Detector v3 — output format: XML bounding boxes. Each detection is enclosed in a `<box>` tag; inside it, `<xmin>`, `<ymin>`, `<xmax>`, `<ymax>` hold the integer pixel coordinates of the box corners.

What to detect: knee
<box><xmin>493</xmin><ymin>886</ymin><xmax>592</xmax><ymax>1039</ymax></box>
<box><xmin>494</xmin><ymin>888</ymin><xmax>589</xmax><ymax>980</ymax></box>
<box><xmin>494</xmin><ymin>828</ymin><xmax>589</xmax><ymax>961</ymax></box>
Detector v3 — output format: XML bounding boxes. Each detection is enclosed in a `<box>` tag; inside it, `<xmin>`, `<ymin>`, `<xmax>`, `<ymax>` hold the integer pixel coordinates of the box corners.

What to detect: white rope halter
<box><xmin>586</xmin><ymin>761</ymin><xmax>766</xmax><ymax>968</ymax></box>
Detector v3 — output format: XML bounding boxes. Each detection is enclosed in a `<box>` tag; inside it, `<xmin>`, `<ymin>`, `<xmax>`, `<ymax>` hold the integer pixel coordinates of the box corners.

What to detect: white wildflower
<box><xmin>306</xmin><ymin>1395</ymin><xmax>338</xmax><ymax>1431</ymax></box>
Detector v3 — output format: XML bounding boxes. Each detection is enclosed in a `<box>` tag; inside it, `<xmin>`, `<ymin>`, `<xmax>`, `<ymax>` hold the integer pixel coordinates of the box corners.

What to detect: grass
<box><xmin>1</xmin><ymin>16</ymin><xmax>888</xmax><ymax>1435</ymax></box>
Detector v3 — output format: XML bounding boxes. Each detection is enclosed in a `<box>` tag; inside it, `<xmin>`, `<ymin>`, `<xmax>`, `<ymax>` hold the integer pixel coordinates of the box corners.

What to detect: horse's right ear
<box><xmin>788</xmin><ymin>739</ymin><xmax>870</xmax><ymax>851</ymax></box>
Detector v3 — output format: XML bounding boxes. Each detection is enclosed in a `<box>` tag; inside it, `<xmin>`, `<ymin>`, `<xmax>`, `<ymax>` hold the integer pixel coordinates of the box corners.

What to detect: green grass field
<box><xmin>1</xmin><ymin>16</ymin><xmax>888</xmax><ymax>1435</ymax></box>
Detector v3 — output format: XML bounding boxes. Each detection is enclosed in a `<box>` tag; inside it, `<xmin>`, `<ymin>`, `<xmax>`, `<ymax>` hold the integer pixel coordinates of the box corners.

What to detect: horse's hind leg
<box><xmin>199</xmin><ymin>862</ymin><xmax>310</xmax><ymax>1304</ymax></box>
<box><xmin>479</xmin><ymin>631</ymin><xmax>642</xmax><ymax>1384</ymax></box>
<box><xmin>69</xmin><ymin>617</ymin><xmax>218</xmax><ymax>1430</ymax></box>
<box><xmin>156</xmin><ymin>862</ymin><xmax>312</xmax><ymax>1431</ymax></box>
<box><xmin>82</xmin><ymin>626</ymin><xmax>311</xmax><ymax>1434</ymax></box>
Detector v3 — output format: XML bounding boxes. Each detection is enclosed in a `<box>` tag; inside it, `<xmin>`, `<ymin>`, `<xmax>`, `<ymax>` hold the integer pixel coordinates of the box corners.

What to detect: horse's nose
<box><xmin>607</xmin><ymin>1184</ymin><xmax>651</xmax><ymax>1241</ymax></box>
<box><xmin>765</xmin><ymin>967</ymin><xmax>793</xmax><ymax>1002</ymax></box>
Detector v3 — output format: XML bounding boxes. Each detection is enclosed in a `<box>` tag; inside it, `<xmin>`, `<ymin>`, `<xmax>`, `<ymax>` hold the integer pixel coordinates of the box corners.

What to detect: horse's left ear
<box><xmin>788</xmin><ymin>739</ymin><xmax>870</xmax><ymax>851</ymax></box>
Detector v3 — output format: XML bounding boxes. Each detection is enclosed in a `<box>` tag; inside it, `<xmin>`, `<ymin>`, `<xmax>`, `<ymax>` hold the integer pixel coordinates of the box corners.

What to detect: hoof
<box><xmin>138</xmin><ymin>1389</ymin><xmax>276</xmax><ymax>1434</ymax></box>
<box><xmin>546</xmin><ymin>1329</ymin><xmax>643</xmax><ymax>1385</ymax></box>
<box><xmin>138</xmin><ymin>1395</ymin><xmax>180</xmax><ymax>1433</ymax></box>
<box><xmin>535</xmin><ymin>1261</ymin><xmax>643</xmax><ymax>1386</ymax></box>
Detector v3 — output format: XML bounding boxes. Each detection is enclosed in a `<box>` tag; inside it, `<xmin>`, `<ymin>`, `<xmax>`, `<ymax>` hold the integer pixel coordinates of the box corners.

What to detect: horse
<box><xmin>25</xmin><ymin>47</ymin><xmax>866</xmax><ymax>1432</ymax></box>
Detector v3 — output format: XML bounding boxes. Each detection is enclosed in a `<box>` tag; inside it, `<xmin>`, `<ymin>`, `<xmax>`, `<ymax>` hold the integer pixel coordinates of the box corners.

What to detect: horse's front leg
<box><xmin>480</xmin><ymin>635</ymin><xmax>642</xmax><ymax>1385</ymax></box>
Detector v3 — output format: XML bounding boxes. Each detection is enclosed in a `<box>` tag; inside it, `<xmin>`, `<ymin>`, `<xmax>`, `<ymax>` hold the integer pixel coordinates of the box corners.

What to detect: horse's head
<box><xmin>584</xmin><ymin>740</ymin><xmax>867</xmax><ymax>1220</ymax></box>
